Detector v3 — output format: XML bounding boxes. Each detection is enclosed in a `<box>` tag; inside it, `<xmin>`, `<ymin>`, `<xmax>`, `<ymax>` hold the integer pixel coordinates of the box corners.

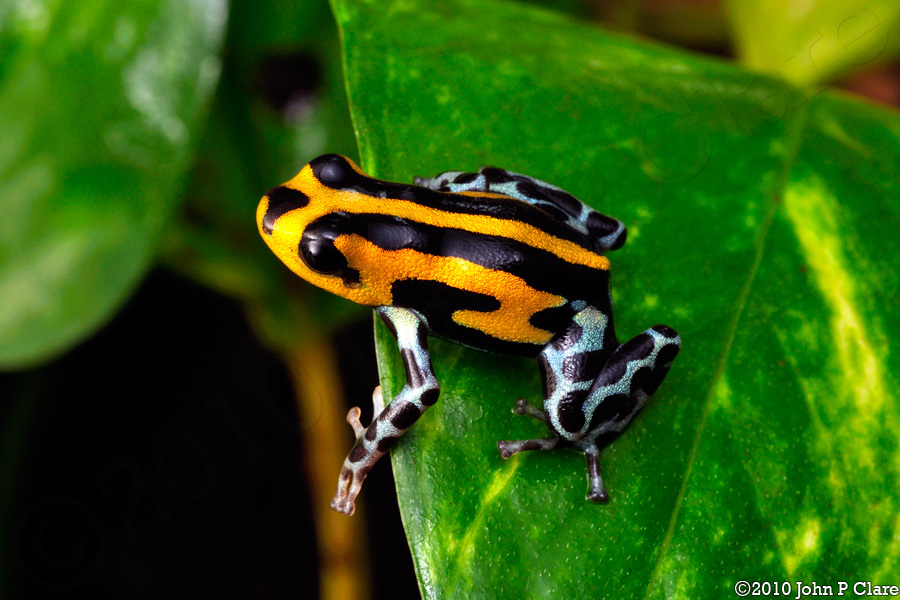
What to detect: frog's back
<box><xmin>302</xmin><ymin>159</ymin><xmax>611</xmax><ymax>357</ymax></box>
<box><xmin>260</xmin><ymin>154</ymin><xmax>613</xmax><ymax>357</ymax></box>
<box><xmin>336</xmin><ymin>207</ymin><xmax>612</xmax><ymax>356</ymax></box>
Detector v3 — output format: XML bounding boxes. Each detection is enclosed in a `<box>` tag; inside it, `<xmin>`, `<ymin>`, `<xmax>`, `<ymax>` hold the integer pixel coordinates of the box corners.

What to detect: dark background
<box><xmin>1</xmin><ymin>270</ymin><xmax>418</xmax><ymax>599</ymax></box>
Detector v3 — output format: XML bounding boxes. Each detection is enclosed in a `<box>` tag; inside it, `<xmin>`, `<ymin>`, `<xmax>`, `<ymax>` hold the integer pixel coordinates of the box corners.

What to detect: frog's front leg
<box><xmin>331</xmin><ymin>306</ymin><xmax>439</xmax><ymax>516</ymax></box>
<box><xmin>498</xmin><ymin>307</ymin><xmax>680</xmax><ymax>503</ymax></box>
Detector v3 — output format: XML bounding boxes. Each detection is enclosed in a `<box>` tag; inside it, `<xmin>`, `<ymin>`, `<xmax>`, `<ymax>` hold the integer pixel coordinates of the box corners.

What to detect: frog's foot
<box><xmin>497</xmin><ymin>437</ymin><xmax>610</xmax><ymax>503</ymax></box>
<box><xmin>497</xmin><ymin>435</ymin><xmax>559</xmax><ymax>459</ymax></box>
<box><xmin>330</xmin><ymin>410</ymin><xmax>370</xmax><ymax>516</ymax></box>
<box><xmin>512</xmin><ymin>397</ymin><xmax>547</xmax><ymax>422</ymax></box>
<box><xmin>498</xmin><ymin>399</ymin><xmax>556</xmax><ymax>456</ymax></box>
<box><xmin>330</xmin><ymin>387</ymin><xmax>388</xmax><ymax>516</ymax></box>
<box><xmin>331</xmin><ymin>465</ymin><xmax>359</xmax><ymax>516</ymax></box>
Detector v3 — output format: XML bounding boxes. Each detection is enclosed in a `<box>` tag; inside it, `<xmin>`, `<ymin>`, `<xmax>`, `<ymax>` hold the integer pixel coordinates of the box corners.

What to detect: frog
<box><xmin>256</xmin><ymin>153</ymin><xmax>681</xmax><ymax>516</ymax></box>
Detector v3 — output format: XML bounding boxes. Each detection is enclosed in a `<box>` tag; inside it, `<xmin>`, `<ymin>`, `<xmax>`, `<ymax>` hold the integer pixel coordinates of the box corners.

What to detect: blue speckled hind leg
<box><xmin>331</xmin><ymin>306</ymin><xmax>439</xmax><ymax>516</ymax></box>
<box><xmin>499</xmin><ymin>308</ymin><xmax>680</xmax><ymax>503</ymax></box>
<box><xmin>571</xmin><ymin>323</ymin><xmax>680</xmax><ymax>502</ymax></box>
<box><xmin>415</xmin><ymin>167</ymin><xmax>626</xmax><ymax>251</ymax></box>
<box><xmin>578</xmin><ymin>325</ymin><xmax>681</xmax><ymax>442</ymax></box>
<box><xmin>498</xmin><ymin>307</ymin><xmax>615</xmax><ymax>498</ymax></box>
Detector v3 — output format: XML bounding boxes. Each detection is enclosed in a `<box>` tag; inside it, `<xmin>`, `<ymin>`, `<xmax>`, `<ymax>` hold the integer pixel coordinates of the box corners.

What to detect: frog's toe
<box><xmin>497</xmin><ymin>436</ymin><xmax>559</xmax><ymax>458</ymax></box>
<box><xmin>586</xmin><ymin>487</ymin><xmax>609</xmax><ymax>504</ymax></box>
<box><xmin>330</xmin><ymin>466</ymin><xmax>356</xmax><ymax>516</ymax></box>
<box><xmin>371</xmin><ymin>385</ymin><xmax>385</xmax><ymax>416</ymax></box>
<box><xmin>581</xmin><ymin>444</ymin><xmax>610</xmax><ymax>504</ymax></box>
<box><xmin>512</xmin><ymin>397</ymin><xmax>547</xmax><ymax>422</ymax></box>
<box><xmin>497</xmin><ymin>440</ymin><xmax>515</xmax><ymax>459</ymax></box>
<box><xmin>346</xmin><ymin>407</ymin><xmax>365</xmax><ymax>436</ymax></box>
<box><xmin>330</xmin><ymin>495</ymin><xmax>356</xmax><ymax>516</ymax></box>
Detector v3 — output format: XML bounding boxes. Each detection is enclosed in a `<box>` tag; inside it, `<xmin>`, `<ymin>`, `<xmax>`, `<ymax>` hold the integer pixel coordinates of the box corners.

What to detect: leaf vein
<box><xmin>641</xmin><ymin>102</ymin><xmax>812</xmax><ymax>599</ymax></box>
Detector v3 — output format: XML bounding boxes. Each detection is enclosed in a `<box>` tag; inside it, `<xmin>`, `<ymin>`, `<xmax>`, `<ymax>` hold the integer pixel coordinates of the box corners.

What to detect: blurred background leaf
<box><xmin>726</xmin><ymin>0</ymin><xmax>900</xmax><ymax>86</ymax></box>
<box><xmin>595</xmin><ymin>0</ymin><xmax>730</xmax><ymax>51</ymax></box>
<box><xmin>159</xmin><ymin>1</ymin><xmax>371</xmax><ymax>597</ymax></box>
<box><xmin>0</xmin><ymin>0</ymin><xmax>227</xmax><ymax>368</ymax></box>
<box><xmin>161</xmin><ymin>0</ymin><xmax>364</xmax><ymax>353</ymax></box>
<box><xmin>334</xmin><ymin>0</ymin><xmax>900</xmax><ymax>597</ymax></box>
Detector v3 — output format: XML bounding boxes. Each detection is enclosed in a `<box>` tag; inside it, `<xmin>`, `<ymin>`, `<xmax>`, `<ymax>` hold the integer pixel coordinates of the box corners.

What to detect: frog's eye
<box><xmin>300</xmin><ymin>227</ymin><xmax>347</xmax><ymax>275</ymax></box>
<box><xmin>310</xmin><ymin>154</ymin><xmax>354</xmax><ymax>185</ymax></box>
<box><xmin>299</xmin><ymin>214</ymin><xmax>361</xmax><ymax>286</ymax></box>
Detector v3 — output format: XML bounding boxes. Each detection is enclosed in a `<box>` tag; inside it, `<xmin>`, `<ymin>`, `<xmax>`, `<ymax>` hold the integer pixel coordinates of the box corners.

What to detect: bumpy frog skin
<box><xmin>257</xmin><ymin>154</ymin><xmax>680</xmax><ymax>516</ymax></box>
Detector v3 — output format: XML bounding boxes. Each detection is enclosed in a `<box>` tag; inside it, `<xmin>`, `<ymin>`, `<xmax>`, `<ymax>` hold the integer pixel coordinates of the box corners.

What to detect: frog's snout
<box><xmin>257</xmin><ymin>184</ymin><xmax>310</xmax><ymax>237</ymax></box>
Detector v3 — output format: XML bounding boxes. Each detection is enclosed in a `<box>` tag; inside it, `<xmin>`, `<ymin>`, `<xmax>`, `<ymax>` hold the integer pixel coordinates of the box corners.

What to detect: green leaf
<box><xmin>0</xmin><ymin>0</ymin><xmax>226</xmax><ymax>368</ymax></box>
<box><xmin>164</xmin><ymin>0</ymin><xmax>365</xmax><ymax>352</ymax></box>
<box><xmin>726</xmin><ymin>0</ymin><xmax>900</xmax><ymax>86</ymax></box>
<box><xmin>334</xmin><ymin>0</ymin><xmax>900</xmax><ymax>597</ymax></box>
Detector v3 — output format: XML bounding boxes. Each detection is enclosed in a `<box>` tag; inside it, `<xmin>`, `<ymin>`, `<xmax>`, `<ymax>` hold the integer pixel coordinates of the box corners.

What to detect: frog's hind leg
<box><xmin>474</xmin><ymin>168</ymin><xmax>626</xmax><ymax>252</ymax></box>
<box><xmin>415</xmin><ymin>167</ymin><xmax>626</xmax><ymax>251</ymax></box>
<box><xmin>414</xmin><ymin>170</ymin><xmax>470</xmax><ymax>191</ymax></box>
<box><xmin>579</xmin><ymin>324</ymin><xmax>681</xmax><ymax>442</ymax></box>
<box><xmin>497</xmin><ymin>307</ymin><xmax>615</xmax><ymax>500</ymax></box>
<box><xmin>498</xmin><ymin>309</ymin><xmax>680</xmax><ymax>504</ymax></box>
<box><xmin>573</xmin><ymin>323</ymin><xmax>681</xmax><ymax>502</ymax></box>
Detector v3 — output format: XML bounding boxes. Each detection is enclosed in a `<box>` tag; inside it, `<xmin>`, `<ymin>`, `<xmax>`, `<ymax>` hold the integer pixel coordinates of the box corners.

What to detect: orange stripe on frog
<box><xmin>335</xmin><ymin>234</ymin><xmax>564</xmax><ymax>345</ymax></box>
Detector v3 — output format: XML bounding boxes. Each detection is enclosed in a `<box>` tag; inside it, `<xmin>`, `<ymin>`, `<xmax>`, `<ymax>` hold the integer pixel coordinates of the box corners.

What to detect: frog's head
<box><xmin>257</xmin><ymin>154</ymin><xmax>384</xmax><ymax>306</ymax></box>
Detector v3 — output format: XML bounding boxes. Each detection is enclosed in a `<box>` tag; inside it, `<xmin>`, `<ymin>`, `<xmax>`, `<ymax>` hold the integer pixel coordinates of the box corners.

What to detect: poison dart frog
<box><xmin>257</xmin><ymin>154</ymin><xmax>681</xmax><ymax>516</ymax></box>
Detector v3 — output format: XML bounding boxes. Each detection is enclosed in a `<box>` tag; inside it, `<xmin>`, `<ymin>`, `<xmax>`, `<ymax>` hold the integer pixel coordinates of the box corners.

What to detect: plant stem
<box><xmin>288</xmin><ymin>334</ymin><xmax>370</xmax><ymax>600</ymax></box>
